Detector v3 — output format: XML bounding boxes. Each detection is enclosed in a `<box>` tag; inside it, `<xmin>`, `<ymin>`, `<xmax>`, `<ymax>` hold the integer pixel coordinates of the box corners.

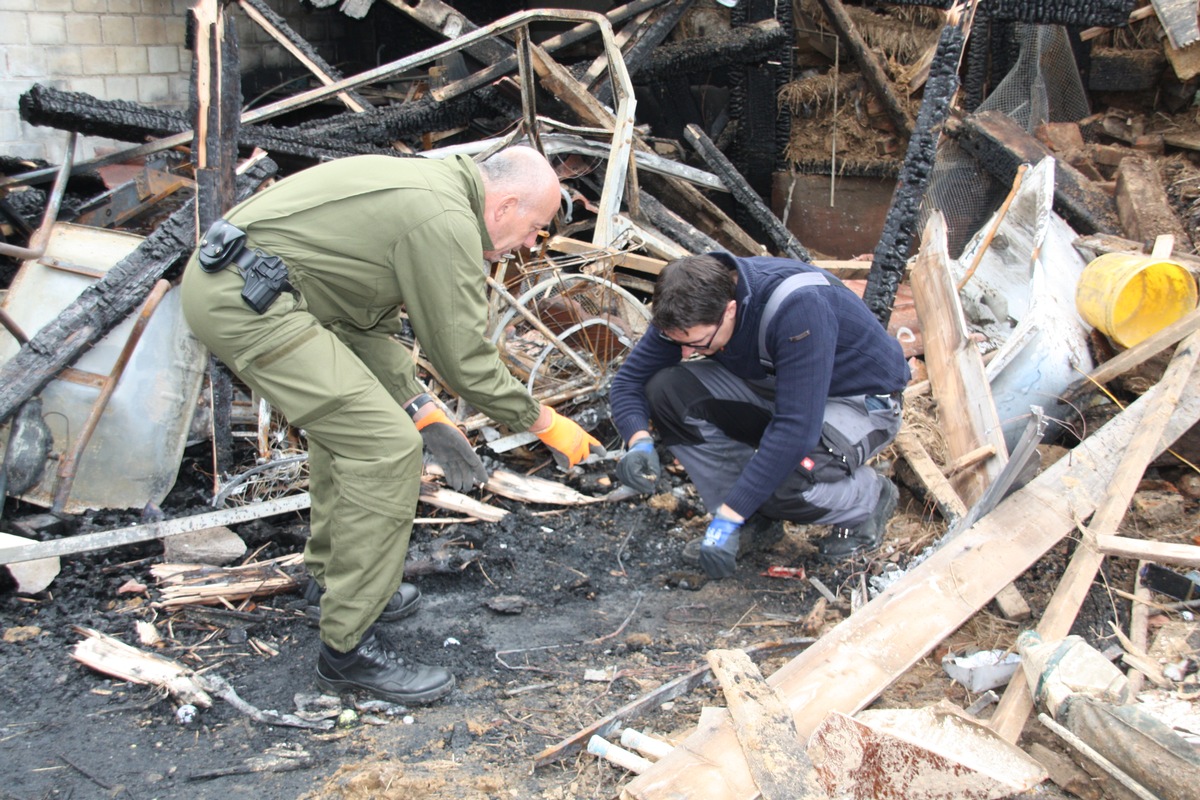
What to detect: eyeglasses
<box><xmin>658</xmin><ymin>324</ymin><xmax>721</xmax><ymax>350</ymax></box>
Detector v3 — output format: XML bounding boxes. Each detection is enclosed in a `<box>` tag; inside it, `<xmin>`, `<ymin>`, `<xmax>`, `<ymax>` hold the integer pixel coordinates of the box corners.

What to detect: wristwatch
<box><xmin>403</xmin><ymin>393</ymin><xmax>434</xmax><ymax>419</ymax></box>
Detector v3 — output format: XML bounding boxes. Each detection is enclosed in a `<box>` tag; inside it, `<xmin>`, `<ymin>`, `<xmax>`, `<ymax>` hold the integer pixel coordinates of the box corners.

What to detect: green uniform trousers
<box><xmin>180</xmin><ymin>258</ymin><xmax>422</xmax><ymax>653</ymax></box>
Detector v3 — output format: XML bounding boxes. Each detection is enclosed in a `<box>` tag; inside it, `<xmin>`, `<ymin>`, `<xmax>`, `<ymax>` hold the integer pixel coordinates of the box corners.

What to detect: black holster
<box><xmin>198</xmin><ymin>219</ymin><xmax>294</xmax><ymax>314</ymax></box>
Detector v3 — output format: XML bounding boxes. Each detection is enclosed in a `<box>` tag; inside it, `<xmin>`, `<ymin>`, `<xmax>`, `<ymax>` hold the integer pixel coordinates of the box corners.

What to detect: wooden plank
<box><xmin>545</xmin><ymin>236</ymin><xmax>667</xmax><ymax>275</ymax></box>
<box><xmin>988</xmin><ymin>329</ymin><xmax>1200</xmax><ymax>742</ymax></box>
<box><xmin>707</xmin><ymin>649</ymin><xmax>826</xmax><ymax>800</ymax></box>
<box><xmin>812</xmin><ymin>0</ymin><xmax>912</xmax><ymax>138</ymax></box>
<box><xmin>0</xmin><ymin>494</ymin><xmax>312</xmax><ymax>565</ymax></box>
<box><xmin>683</xmin><ymin>124</ymin><xmax>812</xmax><ymax>262</ymax></box>
<box><xmin>892</xmin><ymin>427</ymin><xmax>968</xmax><ymax>524</ymax></box>
<box><xmin>956</xmin><ymin>110</ymin><xmax>1120</xmax><ymax>235</ymax></box>
<box><xmin>1074</xmin><ymin>232</ymin><xmax>1200</xmax><ymax>271</ymax></box>
<box><xmin>908</xmin><ymin>212</ymin><xmax>1007</xmax><ymax>506</ymax></box>
<box><xmin>379</xmin><ymin>0</ymin><xmax>515</xmax><ymax>66</ymax></box>
<box><xmin>1165</xmin><ymin>39</ymin><xmax>1200</xmax><ymax>80</ymax></box>
<box><xmin>1126</xmin><ymin>563</ymin><xmax>1152</xmax><ymax>695</ymax></box>
<box><xmin>620</xmin><ymin>368</ymin><xmax>1200</xmax><ymax>800</ymax></box>
<box><xmin>1114</xmin><ymin>158</ymin><xmax>1192</xmax><ymax>246</ymax></box>
<box><xmin>1064</xmin><ymin>305</ymin><xmax>1200</xmax><ymax>400</ymax></box>
<box><xmin>1150</xmin><ymin>0</ymin><xmax>1200</xmax><ymax>50</ymax></box>
<box><xmin>992</xmin><ymin>583</ymin><xmax>1033</xmax><ymax>621</ymax></box>
<box><xmin>1096</xmin><ymin>534</ymin><xmax>1200</xmax><ymax>567</ymax></box>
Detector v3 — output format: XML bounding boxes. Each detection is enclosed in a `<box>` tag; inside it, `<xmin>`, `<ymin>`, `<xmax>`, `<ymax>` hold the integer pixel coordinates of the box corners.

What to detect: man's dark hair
<box><xmin>651</xmin><ymin>254</ymin><xmax>736</xmax><ymax>332</ymax></box>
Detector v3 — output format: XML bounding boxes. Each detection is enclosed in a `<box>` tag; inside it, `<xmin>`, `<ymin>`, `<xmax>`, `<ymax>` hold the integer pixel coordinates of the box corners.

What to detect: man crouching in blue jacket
<box><xmin>609</xmin><ymin>252</ymin><xmax>911</xmax><ymax>577</ymax></box>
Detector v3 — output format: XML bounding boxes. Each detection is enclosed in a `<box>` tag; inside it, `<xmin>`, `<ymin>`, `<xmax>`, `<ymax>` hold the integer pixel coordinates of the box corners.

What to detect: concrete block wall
<box><xmin>0</xmin><ymin>0</ymin><xmax>353</xmax><ymax>165</ymax></box>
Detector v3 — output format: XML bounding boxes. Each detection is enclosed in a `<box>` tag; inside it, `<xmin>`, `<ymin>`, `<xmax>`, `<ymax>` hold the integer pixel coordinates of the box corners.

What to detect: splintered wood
<box><xmin>71</xmin><ymin>626</ymin><xmax>212</xmax><ymax>707</ymax></box>
<box><xmin>620</xmin><ymin>369</ymin><xmax>1200</xmax><ymax>799</ymax></box>
<box><xmin>150</xmin><ymin>552</ymin><xmax>303</xmax><ymax>609</ymax></box>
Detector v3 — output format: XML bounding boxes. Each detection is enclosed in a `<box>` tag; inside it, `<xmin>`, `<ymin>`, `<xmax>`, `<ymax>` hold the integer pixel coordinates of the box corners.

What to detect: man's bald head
<box><xmin>477</xmin><ymin>146</ymin><xmax>562</xmax><ymax>261</ymax></box>
<box><xmin>478</xmin><ymin>145</ymin><xmax>561</xmax><ymax>204</ymax></box>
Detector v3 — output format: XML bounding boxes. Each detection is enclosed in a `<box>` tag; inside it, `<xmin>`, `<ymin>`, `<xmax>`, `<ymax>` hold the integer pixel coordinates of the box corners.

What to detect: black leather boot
<box><xmin>817</xmin><ymin>477</ymin><xmax>899</xmax><ymax>562</ymax></box>
<box><xmin>316</xmin><ymin>627</ymin><xmax>455</xmax><ymax>704</ymax></box>
<box><xmin>303</xmin><ymin>577</ymin><xmax>422</xmax><ymax>625</ymax></box>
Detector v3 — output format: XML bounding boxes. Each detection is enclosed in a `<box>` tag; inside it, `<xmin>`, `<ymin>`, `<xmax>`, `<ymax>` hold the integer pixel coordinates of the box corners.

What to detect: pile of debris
<box><xmin>2</xmin><ymin>1</ymin><xmax>1200</xmax><ymax>799</ymax></box>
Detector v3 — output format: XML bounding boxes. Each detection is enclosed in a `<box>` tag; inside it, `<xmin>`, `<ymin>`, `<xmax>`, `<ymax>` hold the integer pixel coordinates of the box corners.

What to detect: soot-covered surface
<box><xmin>0</xmin><ymin>441</ymin><xmax>867</xmax><ymax>800</ymax></box>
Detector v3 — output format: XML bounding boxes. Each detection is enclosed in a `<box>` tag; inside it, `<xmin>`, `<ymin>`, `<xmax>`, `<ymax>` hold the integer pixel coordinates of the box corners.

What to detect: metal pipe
<box><xmin>0</xmin><ymin>132</ymin><xmax>76</xmax><ymax>260</ymax></box>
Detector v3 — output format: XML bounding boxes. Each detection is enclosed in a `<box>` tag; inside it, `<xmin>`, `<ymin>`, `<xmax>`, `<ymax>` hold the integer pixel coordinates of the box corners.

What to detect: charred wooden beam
<box><xmin>191</xmin><ymin>1</ymin><xmax>241</xmax><ymax>480</ymax></box>
<box><xmin>431</xmin><ymin>0</ymin><xmax>670</xmax><ymax>102</ymax></box>
<box><xmin>191</xmin><ymin>0</ymin><xmax>240</xmax><ymax>236</ymax></box>
<box><xmin>19</xmin><ymin>84</ymin><xmax>394</xmax><ymax>163</ymax></box>
<box><xmin>863</xmin><ymin>22</ymin><xmax>964</xmax><ymax>328</ymax></box>
<box><xmin>986</xmin><ymin>0</ymin><xmax>1136</xmax><ymax>27</ymax></box>
<box><xmin>642</xmin><ymin>18</ymin><xmax>788</xmax><ymax>80</ymax></box>
<box><xmin>237</xmin><ymin>0</ymin><xmax>372</xmax><ymax>112</ymax></box>
<box><xmin>591</xmin><ymin>0</ymin><xmax>695</xmax><ymax>108</ymax></box>
<box><xmin>20</xmin><ymin>83</ymin><xmax>183</xmax><ymax>141</ymax></box>
<box><xmin>729</xmin><ymin>0</ymin><xmax>793</xmax><ymax>235</ymax></box>
<box><xmin>812</xmin><ymin>0</ymin><xmax>913</xmax><ymax>139</ymax></box>
<box><xmin>284</xmin><ymin>89</ymin><xmax>498</xmax><ymax>143</ymax></box>
<box><xmin>0</xmin><ymin>159</ymin><xmax>278</xmax><ymax>427</ymax></box>
<box><xmin>634</xmin><ymin>190</ymin><xmax>724</xmax><ymax>256</ymax></box>
<box><xmin>952</xmin><ymin>110</ymin><xmax>1120</xmax><ymax>235</ymax></box>
<box><xmin>379</xmin><ymin>0</ymin><xmax>516</xmax><ymax>66</ymax></box>
<box><xmin>684</xmin><ymin>123</ymin><xmax>812</xmax><ymax>261</ymax></box>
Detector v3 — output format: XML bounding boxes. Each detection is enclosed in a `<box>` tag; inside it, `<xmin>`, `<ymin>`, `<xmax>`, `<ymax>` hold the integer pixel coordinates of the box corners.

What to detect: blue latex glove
<box><xmin>615</xmin><ymin>439</ymin><xmax>661</xmax><ymax>493</ymax></box>
<box><xmin>698</xmin><ymin>516</ymin><xmax>743</xmax><ymax>579</ymax></box>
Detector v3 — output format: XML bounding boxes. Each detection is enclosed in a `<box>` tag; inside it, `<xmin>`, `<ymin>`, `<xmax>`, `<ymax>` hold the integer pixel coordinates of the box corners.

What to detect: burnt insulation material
<box><xmin>862</xmin><ymin>23</ymin><xmax>964</xmax><ymax>329</ymax></box>
<box><xmin>19</xmin><ymin>84</ymin><xmax>393</xmax><ymax>163</ymax></box>
<box><xmin>984</xmin><ymin>0</ymin><xmax>1135</xmax><ymax>27</ymax></box>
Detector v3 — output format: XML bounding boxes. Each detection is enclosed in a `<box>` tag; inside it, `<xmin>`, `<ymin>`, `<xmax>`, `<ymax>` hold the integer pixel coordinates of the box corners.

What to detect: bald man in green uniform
<box><xmin>180</xmin><ymin>146</ymin><xmax>604</xmax><ymax>704</ymax></box>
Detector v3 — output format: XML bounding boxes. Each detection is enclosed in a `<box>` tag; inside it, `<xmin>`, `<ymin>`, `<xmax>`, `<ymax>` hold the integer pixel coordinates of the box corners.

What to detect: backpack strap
<box><xmin>758</xmin><ymin>271</ymin><xmax>829</xmax><ymax>371</ymax></box>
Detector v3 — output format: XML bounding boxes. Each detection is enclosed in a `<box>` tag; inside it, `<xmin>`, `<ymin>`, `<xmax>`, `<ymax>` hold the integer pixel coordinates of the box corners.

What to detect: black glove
<box><xmin>615</xmin><ymin>439</ymin><xmax>661</xmax><ymax>493</ymax></box>
<box><xmin>417</xmin><ymin>408</ymin><xmax>488</xmax><ymax>492</ymax></box>
<box><xmin>697</xmin><ymin>516</ymin><xmax>743</xmax><ymax>579</ymax></box>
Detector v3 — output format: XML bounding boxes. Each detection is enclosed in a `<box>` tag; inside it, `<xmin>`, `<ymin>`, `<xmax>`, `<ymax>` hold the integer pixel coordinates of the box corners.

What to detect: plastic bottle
<box><xmin>1016</xmin><ymin>630</ymin><xmax>1130</xmax><ymax>718</ymax></box>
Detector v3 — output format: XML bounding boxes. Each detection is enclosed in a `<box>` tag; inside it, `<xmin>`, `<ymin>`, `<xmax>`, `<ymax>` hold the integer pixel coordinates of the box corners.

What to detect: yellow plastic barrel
<box><xmin>1075</xmin><ymin>253</ymin><xmax>1197</xmax><ymax>348</ymax></box>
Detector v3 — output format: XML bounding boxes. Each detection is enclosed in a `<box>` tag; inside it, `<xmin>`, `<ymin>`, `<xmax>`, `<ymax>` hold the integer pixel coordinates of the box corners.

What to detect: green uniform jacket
<box><xmin>223</xmin><ymin>153</ymin><xmax>541</xmax><ymax>432</ymax></box>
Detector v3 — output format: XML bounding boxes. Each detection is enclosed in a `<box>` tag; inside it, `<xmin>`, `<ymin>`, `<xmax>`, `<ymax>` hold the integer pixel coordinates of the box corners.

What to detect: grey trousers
<box><xmin>644</xmin><ymin>361</ymin><xmax>902</xmax><ymax>527</ymax></box>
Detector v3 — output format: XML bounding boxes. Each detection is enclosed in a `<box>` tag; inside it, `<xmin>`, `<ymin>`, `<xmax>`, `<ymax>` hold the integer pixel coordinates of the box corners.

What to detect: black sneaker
<box><xmin>316</xmin><ymin>627</ymin><xmax>455</xmax><ymax>705</ymax></box>
<box><xmin>303</xmin><ymin>577</ymin><xmax>422</xmax><ymax>625</ymax></box>
<box><xmin>681</xmin><ymin>514</ymin><xmax>786</xmax><ymax>565</ymax></box>
<box><xmin>817</xmin><ymin>477</ymin><xmax>899</xmax><ymax>562</ymax></box>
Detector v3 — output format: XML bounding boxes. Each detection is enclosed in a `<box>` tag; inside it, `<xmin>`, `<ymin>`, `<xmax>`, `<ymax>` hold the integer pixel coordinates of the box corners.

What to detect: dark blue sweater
<box><xmin>609</xmin><ymin>253</ymin><xmax>910</xmax><ymax>518</ymax></box>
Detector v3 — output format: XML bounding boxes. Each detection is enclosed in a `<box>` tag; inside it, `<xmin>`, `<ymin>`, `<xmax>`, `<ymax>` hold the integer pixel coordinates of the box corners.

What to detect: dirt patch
<box><xmin>0</xmin><ymin>438</ymin><xmax>840</xmax><ymax>800</ymax></box>
<box><xmin>3</xmin><ymin>418</ymin><xmax>1197</xmax><ymax>799</ymax></box>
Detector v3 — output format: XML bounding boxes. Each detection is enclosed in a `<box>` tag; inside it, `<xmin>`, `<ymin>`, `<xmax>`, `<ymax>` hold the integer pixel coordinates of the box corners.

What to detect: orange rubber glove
<box><xmin>533</xmin><ymin>408</ymin><xmax>606</xmax><ymax>470</ymax></box>
<box><xmin>416</xmin><ymin>407</ymin><xmax>488</xmax><ymax>491</ymax></box>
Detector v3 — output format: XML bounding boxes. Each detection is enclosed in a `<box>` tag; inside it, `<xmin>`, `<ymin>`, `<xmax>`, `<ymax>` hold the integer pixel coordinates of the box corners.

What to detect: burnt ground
<box><xmin>0</xmin><ymin>419</ymin><xmax>1195</xmax><ymax>800</ymax></box>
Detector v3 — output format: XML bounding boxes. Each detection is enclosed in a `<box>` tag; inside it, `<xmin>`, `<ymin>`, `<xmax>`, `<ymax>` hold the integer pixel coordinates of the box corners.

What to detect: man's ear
<box><xmin>493</xmin><ymin>194</ymin><xmax>519</xmax><ymax>221</ymax></box>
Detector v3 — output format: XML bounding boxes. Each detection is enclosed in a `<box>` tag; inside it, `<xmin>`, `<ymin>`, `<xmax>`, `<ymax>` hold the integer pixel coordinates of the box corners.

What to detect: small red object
<box><xmin>762</xmin><ymin>566</ymin><xmax>806</xmax><ymax>579</ymax></box>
